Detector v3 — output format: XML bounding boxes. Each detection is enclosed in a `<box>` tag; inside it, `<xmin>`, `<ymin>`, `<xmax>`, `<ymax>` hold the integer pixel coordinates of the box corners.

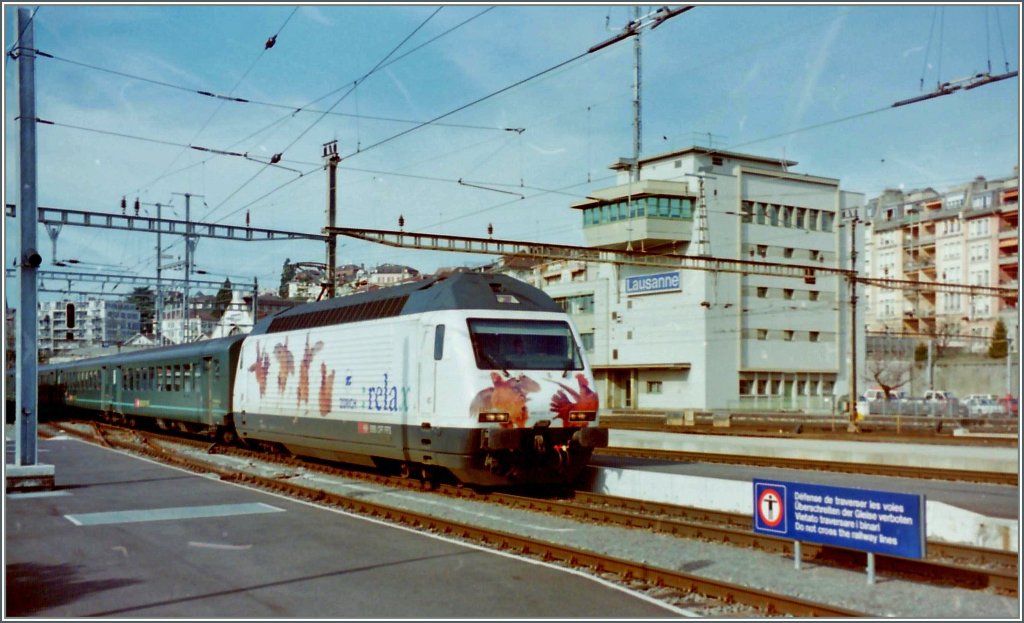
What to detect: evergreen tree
<box><xmin>213</xmin><ymin>279</ymin><xmax>233</xmax><ymax>320</ymax></box>
<box><xmin>125</xmin><ymin>287</ymin><xmax>155</xmax><ymax>335</ymax></box>
<box><xmin>279</xmin><ymin>258</ymin><xmax>295</xmax><ymax>298</ymax></box>
<box><xmin>989</xmin><ymin>319</ymin><xmax>1008</xmax><ymax>358</ymax></box>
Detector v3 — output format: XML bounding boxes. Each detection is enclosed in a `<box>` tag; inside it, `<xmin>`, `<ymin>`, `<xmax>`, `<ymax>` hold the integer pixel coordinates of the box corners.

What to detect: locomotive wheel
<box><xmin>218</xmin><ymin>427</ymin><xmax>238</xmax><ymax>446</ymax></box>
<box><xmin>420</xmin><ymin>467</ymin><xmax>438</xmax><ymax>490</ymax></box>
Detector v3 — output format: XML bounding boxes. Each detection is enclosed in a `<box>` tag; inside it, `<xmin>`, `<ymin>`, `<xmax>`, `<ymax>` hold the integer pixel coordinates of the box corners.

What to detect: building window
<box><xmin>809</xmin><ymin>331</ymin><xmax>820</xmax><ymax>342</ymax></box>
<box><xmin>809</xmin><ymin>290</ymin><xmax>820</xmax><ymax>301</ymax></box>
<box><xmin>757</xmin><ymin>287</ymin><xmax>768</xmax><ymax>298</ymax></box>
<box><xmin>784</xmin><ymin>330</ymin><xmax>794</xmax><ymax>341</ymax></box>
<box><xmin>821</xmin><ymin>212</ymin><xmax>833</xmax><ymax>232</ymax></box>
<box><xmin>646</xmin><ymin>380</ymin><xmax>663</xmax><ymax>394</ymax></box>
<box><xmin>783</xmin><ymin>248</ymin><xmax>793</xmax><ymax>258</ymax></box>
<box><xmin>580</xmin><ymin>332</ymin><xmax>594</xmax><ymax>352</ymax></box>
<box><xmin>757</xmin><ymin>329</ymin><xmax>768</xmax><ymax>340</ymax></box>
<box><xmin>783</xmin><ymin>289</ymin><xmax>794</xmax><ymax>300</ymax></box>
<box><xmin>757</xmin><ymin>244</ymin><xmax>767</xmax><ymax>258</ymax></box>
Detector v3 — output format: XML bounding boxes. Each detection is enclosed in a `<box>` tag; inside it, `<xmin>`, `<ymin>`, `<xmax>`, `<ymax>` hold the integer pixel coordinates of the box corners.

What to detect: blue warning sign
<box><xmin>752</xmin><ymin>479</ymin><xmax>926</xmax><ymax>559</ymax></box>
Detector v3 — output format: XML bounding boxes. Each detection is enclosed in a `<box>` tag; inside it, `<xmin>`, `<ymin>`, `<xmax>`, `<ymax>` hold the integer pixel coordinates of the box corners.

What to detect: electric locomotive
<box><xmin>36</xmin><ymin>272</ymin><xmax>608</xmax><ymax>487</ymax></box>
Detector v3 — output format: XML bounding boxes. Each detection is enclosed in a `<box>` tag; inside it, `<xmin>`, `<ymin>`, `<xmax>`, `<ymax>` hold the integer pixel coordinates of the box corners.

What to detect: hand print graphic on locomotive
<box><xmin>33</xmin><ymin>273</ymin><xmax>607</xmax><ymax>486</ymax></box>
<box><xmin>233</xmin><ymin>272</ymin><xmax>608</xmax><ymax>486</ymax></box>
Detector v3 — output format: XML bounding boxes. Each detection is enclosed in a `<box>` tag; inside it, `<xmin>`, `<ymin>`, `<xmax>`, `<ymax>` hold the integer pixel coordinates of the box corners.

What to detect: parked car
<box><xmin>963</xmin><ymin>396</ymin><xmax>1002</xmax><ymax>417</ymax></box>
<box><xmin>922</xmin><ymin>390</ymin><xmax>964</xmax><ymax>417</ymax></box>
<box><xmin>999</xmin><ymin>395</ymin><xmax>1018</xmax><ymax>417</ymax></box>
<box><xmin>862</xmin><ymin>388</ymin><xmax>894</xmax><ymax>402</ymax></box>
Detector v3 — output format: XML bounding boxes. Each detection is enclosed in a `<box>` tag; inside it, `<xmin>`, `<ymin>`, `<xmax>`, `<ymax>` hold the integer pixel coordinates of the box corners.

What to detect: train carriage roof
<box><xmin>253</xmin><ymin>272</ymin><xmax>561</xmax><ymax>335</ymax></box>
<box><xmin>39</xmin><ymin>334</ymin><xmax>246</xmax><ymax>372</ymax></box>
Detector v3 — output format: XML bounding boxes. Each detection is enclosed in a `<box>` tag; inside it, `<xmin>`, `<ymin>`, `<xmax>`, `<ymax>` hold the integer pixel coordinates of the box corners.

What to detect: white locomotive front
<box><xmin>233</xmin><ymin>272</ymin><xmax>608</xmax><ymax>486</ymax></box>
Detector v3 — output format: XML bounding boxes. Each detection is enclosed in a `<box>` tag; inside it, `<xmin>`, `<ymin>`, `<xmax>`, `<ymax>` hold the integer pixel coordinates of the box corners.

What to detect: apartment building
<box><xmin>864</xmin><ymin>169</ymin><xmax>1019</xmax><ymax>352</ymax></box>
<box><xmin>38</xmin><ymin>299</ymin><xmax>140</xmax><ymax>353</ymax></box>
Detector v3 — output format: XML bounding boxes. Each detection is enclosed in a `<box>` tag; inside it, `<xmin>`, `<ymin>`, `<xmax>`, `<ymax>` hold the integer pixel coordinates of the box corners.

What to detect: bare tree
<box><xmin>931</xmin><ymin>321</ymin><xmax>959</xmax><ymax>359</ymax></box>
<box><xmin>864</xmin><ymin>350</ymin><xmax>912</xmax><ymax>398</ymax></box>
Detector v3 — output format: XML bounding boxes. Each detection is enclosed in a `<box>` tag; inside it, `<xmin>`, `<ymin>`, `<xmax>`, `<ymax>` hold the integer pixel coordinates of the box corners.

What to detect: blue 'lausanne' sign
<box><xmin>624</xmin><ymin>271</ymin><xmax>681</xmax><ymax>296</ymax></box>
<box><xmin>752</xmin><ymin>479</ymin><xmax>926</xmax><ymax>559</ymax></box>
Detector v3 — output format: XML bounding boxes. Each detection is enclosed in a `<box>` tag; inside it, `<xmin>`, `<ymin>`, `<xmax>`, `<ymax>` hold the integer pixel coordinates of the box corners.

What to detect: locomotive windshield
<box><xmin>467</xmin><ymin>319</ymin><xmax>584</xmax><ymax>371</ymax></box>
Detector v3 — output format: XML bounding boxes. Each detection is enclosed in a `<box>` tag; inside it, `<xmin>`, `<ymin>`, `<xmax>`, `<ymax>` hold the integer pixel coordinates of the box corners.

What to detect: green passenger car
<box><xmin>39</xmin><ymin>335</ymin><xmax>245</xmax><ymax>439</ymax></box>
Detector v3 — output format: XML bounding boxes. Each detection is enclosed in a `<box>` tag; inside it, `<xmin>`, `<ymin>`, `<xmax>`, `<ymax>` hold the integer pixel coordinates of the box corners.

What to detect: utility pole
<box><xmin>631</xmin><ymin>5</ymin><xmax>642</xmax><ymax>183</ymax></box>
<box><xmin>156</xmin><ymin>201</ymin><xmax>163</xmax><ymax>343</ymax></box>
<box><xmin>9</xmin><ymin>8</ymin><xmax>54</xmax><ymax>490</ymax></box>
<box><xmin>590</xmin><ymin>7</ymin><xmax>695</xmax><ymax>183</ymax></box>
<box><xmin>847</xmin><ymin>215</ymin><xmax>860</xmax><ymax>433</ymax></box>
<box><xmin>1008</xmin><ymin>314</ymin><xmax>1018</xmax><ymax>398</ymax></box>
<box><xmin>695</xmin><ymin>175</ymin><xmax>709</xmax><ymax>257</ymax></box>
<box><xmin>173</xmin><ymin>192</ymin><xmax>204</xmax><ymax>342</ymax></box>
<box><xmin>323</xmin><ymin>140</ymin><xmax>341</xmax><ymax>299</ymax></box>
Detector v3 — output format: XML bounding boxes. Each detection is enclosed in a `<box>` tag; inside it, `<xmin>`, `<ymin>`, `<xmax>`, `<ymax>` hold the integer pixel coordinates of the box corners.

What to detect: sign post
<box><xmin>753</xmin><ymin>479</ymin><xmax>926</xmax><ymax>584</ymax></box>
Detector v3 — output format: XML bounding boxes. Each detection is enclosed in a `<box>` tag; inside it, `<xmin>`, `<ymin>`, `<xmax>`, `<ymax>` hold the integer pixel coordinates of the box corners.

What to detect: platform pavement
<box><xmin>586</xmin><ymin>429</ymin><xmax>1020</xmax><ymax>552</ymax></box>
<box><xmin>606</xmin><ymin>429</ymin><xmax>1019</xmax><ymax>474</ymax></box>
<box><xmin>3</xmin><ymin>434</ymin><xmax>684</xmax><ymax>618</ymax></box>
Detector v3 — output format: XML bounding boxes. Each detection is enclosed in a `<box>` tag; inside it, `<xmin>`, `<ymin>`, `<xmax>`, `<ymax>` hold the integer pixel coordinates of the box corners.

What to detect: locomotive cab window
<box><xmin>467</xmin><ymin>319</ymin><xmax>583</xmax><ymax>371</ymax></box>
<box><xmin>434</xmin><ymin>324</ymin><xmax>445</xmax><ymax>361</ymax></box>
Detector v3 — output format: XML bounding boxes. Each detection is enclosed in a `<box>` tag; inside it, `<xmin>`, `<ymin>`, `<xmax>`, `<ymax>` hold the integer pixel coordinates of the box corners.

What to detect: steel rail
<box><xmin>49</xmin><ymin>422</ymin><xmax>1015</xmax><ymax>599</ymax></box>
<box><xmin>482</xmin><ymin>490</ymin><xmax>1018</xmax><ymax>597</ymax></box>
<box><xmin>48</xmin><ymin>421</ymin><xmax>864</xmax><ymax>617</ymax></box>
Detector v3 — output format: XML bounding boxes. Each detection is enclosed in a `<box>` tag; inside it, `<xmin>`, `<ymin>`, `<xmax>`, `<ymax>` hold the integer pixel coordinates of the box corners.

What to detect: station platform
<box><xmin>606</xmin><ymin>428</ymin><xmax>1019</xmax><ymax>474</ymax></box>
<box><xmin>589</xmin><ymin>429</ymin><xmax>1020</xmax><ymax>552</ymax></box>
<box><xmin>3</xmin><ymin>432</ymin><xmax>681</xmax><ymax>618</ymax></box>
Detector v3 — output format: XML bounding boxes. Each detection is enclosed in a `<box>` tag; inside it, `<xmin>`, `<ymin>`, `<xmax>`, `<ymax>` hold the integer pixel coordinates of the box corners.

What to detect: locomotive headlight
<box><xmin>478</xmin><ymin>411</ymin><xmax>510</xmax><ymax>423</ymax></box>
<box><xmin>569</xmin><ymin>411</ymin><xmax>596</xmax><ymax>422</ymax></box>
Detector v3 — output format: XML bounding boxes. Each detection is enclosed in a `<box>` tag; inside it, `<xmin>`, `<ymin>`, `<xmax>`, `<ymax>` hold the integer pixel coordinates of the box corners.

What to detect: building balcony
<box><xmin>905</xmin><ymin>259</ymin><xmax>936</xmax><ymax>273</ymax></box>
<box><xmin>903</xmin><ymin>233</ymin><xmax>935</xmax><ymax>248</ymax></box>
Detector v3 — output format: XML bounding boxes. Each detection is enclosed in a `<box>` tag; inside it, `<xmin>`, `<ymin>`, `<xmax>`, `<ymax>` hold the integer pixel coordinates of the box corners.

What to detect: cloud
<box><xmin>527</xmin><ymin>142</ymin><xmax>566</xmax><ymax>156</ymax></box>
<box><xmin>301</xmin><ymin>6</ymin><xmax>335</xmax><ymax>27</ymax></box>
<box><xmin>902</xmin><ymin>45</ymin><xmax>925</xmax><ymax>58</ymax></box>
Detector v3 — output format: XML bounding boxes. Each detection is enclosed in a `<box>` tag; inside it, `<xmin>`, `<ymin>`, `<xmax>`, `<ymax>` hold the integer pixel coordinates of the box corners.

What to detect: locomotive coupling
<box><xmin>533</xmin><ymin>434</ymin><xmax>546</xmax><ymax>453</ymax></box>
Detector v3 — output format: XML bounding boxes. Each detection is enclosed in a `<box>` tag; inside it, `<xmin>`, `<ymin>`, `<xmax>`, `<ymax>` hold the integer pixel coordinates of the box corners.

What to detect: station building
<box><xmin>503</xmin><ymin>147</ymin><xmax>865</xmax><ymax>414</ymax></box>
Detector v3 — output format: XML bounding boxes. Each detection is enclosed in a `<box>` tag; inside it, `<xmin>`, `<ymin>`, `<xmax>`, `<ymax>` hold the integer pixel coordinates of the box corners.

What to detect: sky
<box><xmin>3</xmin><ymin>2</ymin><xmax>1021</xmax><ymax>304</ymax></box>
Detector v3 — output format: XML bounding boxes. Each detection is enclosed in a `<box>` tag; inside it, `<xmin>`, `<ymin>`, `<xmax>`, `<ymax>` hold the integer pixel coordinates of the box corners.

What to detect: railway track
<box><xmin>46</xmin><ymin>420</ymin><xmax>1017</xmax><ymax>610</ymax></box>
<box><xmin>594</xmin><ymin>446</ymin><xmax>1019</xmax><ymax>486</ymax></box>
<box><xmin>475</xmin><ymin>490</ymin><xmax>1019</xmax><ymax>597</ymax></box>
<box><xmin>46</xmin><ymin>421</ymin><xmax>861</xmax><ymax>617</ymax></box>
